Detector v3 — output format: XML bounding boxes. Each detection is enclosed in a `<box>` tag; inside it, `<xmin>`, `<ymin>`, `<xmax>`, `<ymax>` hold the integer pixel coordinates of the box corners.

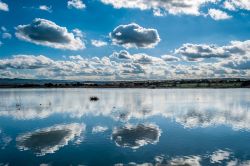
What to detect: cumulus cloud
<box><xmin>72</xmin><ymin>28</ymin><xmax>84</xmax><ymax>38</ymax></box>
<box><xmin>69</xmin><ymin>55</ymin><xmax>84</xmax><ymax>61</ymax></box>
<box><xmin>110</xmin><ymin>50</ymin><xmax>132</xmax><ymax>59</ymax></box>
<box><xmin>39</xmin><ymin>5</ymin><xmax>52</xmax><ymax>13</ymax></box>
<box><xmin>132</xmin><ymin>53</ymin><xmax>165</xmax><ymax>64</ymax></box>
<box><xmin>15</xmin><ymin>18</ymin><xmax>85</xmax><ymax>50</ymax></box>
<box><xmin>112</xmin><ymin>124</ymin><xmax>161</xmax><ymax>149</ymax></box>
<box><xmin>110</xmin><ymin>23</ymin><xmax>160</xmax><ymax>49</ymax></box>
<box><xmin>223</xmin><ymin>0</ymin><xmax>250</xmax><ymax>11</ymax></box>
<box><xmin>67</xmin><ymin>0</ymin><xmax>86</xmax><ymax>9</ymax></box>
<box><xmin>91</xmin><ymin>40</ymin><xmax>107</xmax><ymax>47</ymax></box>
<box><xmin>208</xmin><ymin>9</ymin><xmax>232</xmax><ymax>20</ymax></box>
<box><xmin>175</xmin><ymin>40</ymin><xmax>249</xmax><ymax>61</ymax></box>
<box><xmin>220</xmin><ymin>56</ymin><xmax>250</xmax><ymax>70</ymax></box>
<box><xmin>1</xmin><ymin>39</ymin><xmax>250</xmax><ymax>80</ymax></box>
<box><xmin>161</xmin><ymin>55</ymin><xmax>180</xmax><ymax>62</ymax></box>
<box><xmin>16</xmin><ymin>123</ymin><xmax>85</xmax><ymax>156</ymax></box>
<box><xmin>153</xmin><ymin>8</ymin><xmax>166</xmax><ymax>17</ymax></box>
<box><xmin>0</xmin><ymin>55</ymin><xmax>53</xmax><ymax>69</ymax></box>
<box><xmin>101</xmin><ymin>0</ymin><xmax>218</xmax><ymax>16</ymax></box>
<box><xmin>110</xmin><ymin>50</ymin><xmax>165</xmax><ymax>65</ymax></box>
<box><xmin>218</xmin><ymin>40</ymin><xmax>250</xmax><ymax>69</ymax></box>
<box><xmin>0</xmin><ymin>1</ymin><xmax>8</xmax><ymax>11</ymax></box>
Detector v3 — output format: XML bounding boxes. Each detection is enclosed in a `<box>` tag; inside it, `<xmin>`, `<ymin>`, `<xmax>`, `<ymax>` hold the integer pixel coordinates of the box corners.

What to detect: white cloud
<box><xmin>111</xmin><ymin>50</ymin><xmax>165</xmax><ymax>64</ymax></box>
<box><xmin>0</xmin><ymin>1</ymin><xmax>8</xmax><ymax>11</ymax></box>
<box><xmin>208</xmin><ymin>9</ymin><xmax>232</xmax><ymax>20</ymax></box>
<box><xmin>161</xmin><ymin>55</ymin><xmax>180</xmax><ymax>62</ymax></box>
<box><xmin>39</xmin><ymin>5</ymin><xmax>52</xmax><ymax>13</ymax></box>
<box><xmin>175</xmin><ymin>40</ymin><xmax>248</xmax><ymax>61</ymax></box>
<box><xmin>72</xmin><ymin>28</ymin><xmax>84</xmax><ymax>38</ymax></box>
<box><xmin>91</xmin><ymin>40</ymin><xmax>107</xmax><ymax>47</ymax></box>
<box><xmin>132</xmin><ymin>53</ymin><xmax>165</xmax><ymax>64</ymax></box>
<box><xmin>67</xmin><ymin>0</ymin><xmax>86</xmax><ymax>9</ymax></box>
<box><xmin>223</xmin><ymin>0</ymin><xmax>250</xmax><ymax>11</ymax></box>
<box><xmin>218</xmin><ymin>40</ymin><xmax>250</xmax><ymax>69</ymax></box>
<box><xmin>153</xmin><ymin>8</ymin><xmax>166</xmax><ymax>17</ymax></box>
<box><xmin>110</xmin><ymin>23</ymin><xmax>160</xmax><ymax>49</ymax></box>
<box><xmin>100</xmin><ymin>0</ymin><xmax>218</xmax><ymax>16</ymax></box>
<box><xmin>1</xmin><ymin>40</ymin><xmax>250</xmax><ymax>80</ymax></box>
<box><xmin>69</xmin><ymin>55</ymin><xmax>84</xmax><ymax>61</ymax></box>
<box><xmin>0</xmin><ymin>55</ymin><xmax>54</xmax><ymax>69</ymax></box>
<box><xmin>15</xmin><ymin>18</ymin><xmax>85</xmax><ymax>50</ymax></box>
<box><xmin>224</xmin><ymin>1</ymin><xmax>237</xmax><ymax>10</ymax></box>
<box><xmin>110</xmin><ymin>50</ymin><xmax>132</xmax><ymax>59</ymax></box>
<box><xmin>0</xmin><ymin>51</ymin><xmax>166</xmax><ymax>80</ymax></box>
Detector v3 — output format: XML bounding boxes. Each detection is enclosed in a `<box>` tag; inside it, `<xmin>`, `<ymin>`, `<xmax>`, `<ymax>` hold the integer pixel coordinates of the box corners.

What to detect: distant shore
<box><xmin>0</xmin><ymin>78</ymin><xmax>250</xmax><ymax>88</ymax></box>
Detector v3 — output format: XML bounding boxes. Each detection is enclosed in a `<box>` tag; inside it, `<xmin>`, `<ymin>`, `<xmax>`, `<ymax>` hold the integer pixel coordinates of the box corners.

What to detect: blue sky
<box><xmin>0</xmin><ymin>0</ymin><xmax>250</xmax><ymax>80</ymax></box>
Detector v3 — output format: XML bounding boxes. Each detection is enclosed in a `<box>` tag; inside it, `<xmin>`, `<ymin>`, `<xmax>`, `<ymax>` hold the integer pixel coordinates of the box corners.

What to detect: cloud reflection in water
<box><xmin>1</xmin><ymin>89</ymin><xmax>250</xmax><ymax>131</ymax></box>
<box><xmin>16</xmin><ymin>123</ymin><xmax>85</xmax><ymax>156</ymax></box>
<box><xmin>112</xmin><ymin>123</ymin><xmax>161</xmax><ymax>149</ymax></box>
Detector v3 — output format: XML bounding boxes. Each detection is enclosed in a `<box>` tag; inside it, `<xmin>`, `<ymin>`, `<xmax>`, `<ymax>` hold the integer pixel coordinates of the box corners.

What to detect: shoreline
<box><xmin>1</xmin><ymin>79</ymin><xmax>250</xmax><ymax>89</ymax></box>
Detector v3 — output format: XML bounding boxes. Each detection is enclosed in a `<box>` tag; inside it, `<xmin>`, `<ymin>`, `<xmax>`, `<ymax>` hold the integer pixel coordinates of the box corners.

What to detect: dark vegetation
<box><xmin>0</xmin><ymin>78</ymin><xmax>250</xmax><ymax>88</ymax></box>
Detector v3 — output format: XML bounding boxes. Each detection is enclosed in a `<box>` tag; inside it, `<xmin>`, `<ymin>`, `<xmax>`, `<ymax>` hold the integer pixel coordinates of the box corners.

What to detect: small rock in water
<box><xmin>90</xmin><ymin>96</ymin><xmax>99</xmax><ymax>101</ymax></box>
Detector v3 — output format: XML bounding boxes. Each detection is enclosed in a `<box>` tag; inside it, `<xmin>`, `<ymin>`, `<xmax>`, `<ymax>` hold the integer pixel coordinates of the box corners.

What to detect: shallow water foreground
<box><xmin>0</xmin><ymin>88</ymin><xmax>250</xmax><ymax>166</ymax></box>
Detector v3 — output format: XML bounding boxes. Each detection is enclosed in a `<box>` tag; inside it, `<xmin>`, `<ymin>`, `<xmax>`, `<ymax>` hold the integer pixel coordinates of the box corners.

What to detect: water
<box><xmin>0</xmin><ymin>88</ymin><xmax>250</xmax><ymax>166</ymax></box>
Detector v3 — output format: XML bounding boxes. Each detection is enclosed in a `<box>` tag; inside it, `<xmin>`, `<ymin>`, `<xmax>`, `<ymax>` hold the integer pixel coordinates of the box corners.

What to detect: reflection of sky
<box><xmin>0</xmin><ymin>129</ymin><xmax>11</xmax><ymax>150</ymax></box>
<box><xmin>116</xmin><ymin>149</ymin><xmax>250</xmax><ymax>166</ymax></box>
<box><xmin>92</xmin><ymin>125</ymin><xmax>108</xmax><ymax>134</ymax></box>
<box><xmin>0</xmin><ymin>89</ymin><xmax>250</xmax><ymax>165</ymax></box>
<box><xmin>1</xmin><ymin>89</ymin><xmax>250</xmax><ymax>130</ymax></box>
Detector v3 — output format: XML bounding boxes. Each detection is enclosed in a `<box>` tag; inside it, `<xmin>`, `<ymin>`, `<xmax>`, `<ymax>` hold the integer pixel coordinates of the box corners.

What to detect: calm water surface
<box><xmin>0</xmin><ymin>88</ymin><xmax>250</xmax><ymax>166</ymax></box>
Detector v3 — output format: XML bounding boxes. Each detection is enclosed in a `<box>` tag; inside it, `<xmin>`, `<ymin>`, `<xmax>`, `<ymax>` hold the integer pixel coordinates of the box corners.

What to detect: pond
<box><xmin>0</xmin><ymin>88</ymin><xmax>250</xmax><ymax>166</ymax></box>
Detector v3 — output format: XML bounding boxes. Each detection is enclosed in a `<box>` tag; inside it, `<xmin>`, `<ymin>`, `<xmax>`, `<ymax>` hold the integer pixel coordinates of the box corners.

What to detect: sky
<box><xmin>0</xmin><ymin>0</ymin><xmax>250</xmax><ymax>80</ymax></box>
